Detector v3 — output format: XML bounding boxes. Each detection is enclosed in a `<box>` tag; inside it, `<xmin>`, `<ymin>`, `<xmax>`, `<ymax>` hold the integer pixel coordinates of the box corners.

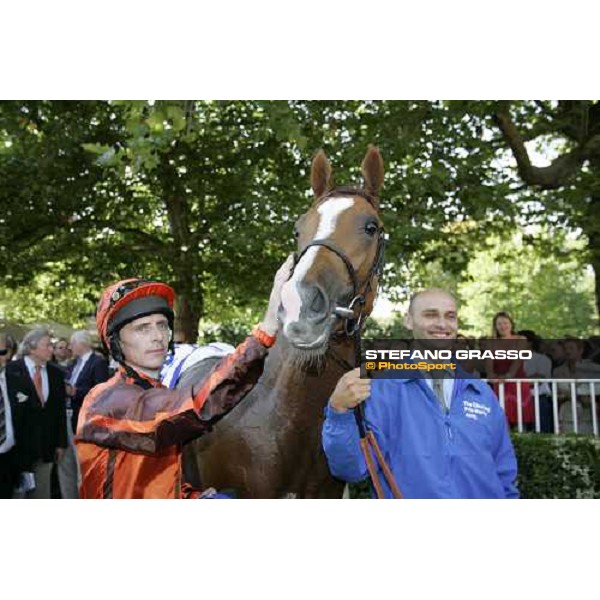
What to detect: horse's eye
<box><xmin>365</xmin><ymin>222</ymin><xmax>379</xmax><ymax>237</ymax></box>
<box><xmin>293</xmin><ymin>228</ymin><xmax>300</xmax><ymax>239</ymax></box>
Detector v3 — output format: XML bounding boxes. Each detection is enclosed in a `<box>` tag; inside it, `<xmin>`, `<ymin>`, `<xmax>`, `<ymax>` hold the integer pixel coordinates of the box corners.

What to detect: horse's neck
<box><xmin>262</xmin><ymin>335</ymin><xmax>356</xmax><ymax>412</ymax></box>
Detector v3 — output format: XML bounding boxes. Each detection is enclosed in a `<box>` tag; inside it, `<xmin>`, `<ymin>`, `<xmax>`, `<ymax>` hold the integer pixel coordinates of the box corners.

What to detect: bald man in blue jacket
<box><xmin>322</xmin><ymin>289</ymin><xmax>519</xmax><ymax>499</ymax></box>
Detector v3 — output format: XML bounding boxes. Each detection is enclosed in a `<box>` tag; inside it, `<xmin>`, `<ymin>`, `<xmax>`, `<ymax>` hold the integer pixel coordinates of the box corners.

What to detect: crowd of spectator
<box><xmin>0</xmin><ymin>328</ymin><xmax>110</xmax><ymax>499</ymax></box>
<box><xmin>1</xmin><ymin>310</ymin><xmax>600</xmax><ymax>499</ymax></box>
<box><xmin>388</xmin><ymin>312</ymin><xmax>600</xmax><ymax>434</ymax></box>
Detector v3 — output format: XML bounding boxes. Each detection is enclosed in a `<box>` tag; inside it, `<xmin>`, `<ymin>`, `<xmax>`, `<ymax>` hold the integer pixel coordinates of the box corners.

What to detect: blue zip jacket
<box><xmin>322</xmin><ymin>374</ymin><xmax>519</xmax><ymax>498</ymax></box>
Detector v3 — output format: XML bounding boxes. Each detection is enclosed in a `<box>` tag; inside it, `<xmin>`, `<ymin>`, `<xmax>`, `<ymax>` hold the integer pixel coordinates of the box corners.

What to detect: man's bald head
<box><xmin>408</xmin><ymin>288</ymin><xmax>458</xmax><ymax>315</ymax></box>
<box><xmin>404</xmin><ymin>289</ymin><xmax>458</xmax><ymax>345</ymax></box>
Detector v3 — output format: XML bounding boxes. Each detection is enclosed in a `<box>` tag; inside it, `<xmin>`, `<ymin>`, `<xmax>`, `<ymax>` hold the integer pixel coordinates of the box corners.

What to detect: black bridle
<box><xmin>292</xmin><ymin>189</ymin><xmax>387</xmax><ymax>341</ymax></box>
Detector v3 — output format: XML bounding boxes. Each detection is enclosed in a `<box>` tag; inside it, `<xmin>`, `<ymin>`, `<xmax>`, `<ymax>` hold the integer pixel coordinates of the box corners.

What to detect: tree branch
<box><xmin>109</xmin><ymin>225</ymin><xmax>168</xmax><ymax>250</ymax></box>
<box><xmin>70</xmin><ymin>214</ymin><xmax>169</xmax><ymax>251</ymax></box>
<box><xmin>494</xmin><ymin>109</ymin><xmax>587</xmax><ymax>190</ymax></box>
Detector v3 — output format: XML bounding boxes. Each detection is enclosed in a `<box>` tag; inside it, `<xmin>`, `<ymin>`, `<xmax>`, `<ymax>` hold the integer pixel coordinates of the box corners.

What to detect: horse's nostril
<box><xmin>310</xmin><ymin>286</ymin><xmax>326</xmax><ymax>314</ymax></box>
<box><xmin>287</xmin><ymin>321</ymin><xmax>306</xmax><ymax>338</ymax></box>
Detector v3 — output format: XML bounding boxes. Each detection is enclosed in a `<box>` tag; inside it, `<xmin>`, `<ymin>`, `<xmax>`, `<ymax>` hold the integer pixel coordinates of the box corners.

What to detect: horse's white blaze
<box><xmin>282</xmin><ymin>197</ymin><xmax>355</xmax><ymax>329</ymax></box>
<box><xmin>315</xmin><ymin>197</ymin><xmax>355</xmax><ymax>238</ymax></box>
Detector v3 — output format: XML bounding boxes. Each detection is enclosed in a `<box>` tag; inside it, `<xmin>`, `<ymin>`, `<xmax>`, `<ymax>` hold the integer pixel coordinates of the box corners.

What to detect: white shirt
<box><xmin>524</xmin><ymin>352</ymin><xmax>552</xmax><ymax>396</ymax></box>
<box><xmin>70</xmin><ymin>350</ymin><xmax>93</xmax><ymax>385</ymax></box>
<box><xmin>0</xmin><ymin>369</ymin><xmax>16</xmax><ymax>453</ymax></box>
<box><xmin>24</xmin><ymin>355</ymin><xmax>49</xmax><ymax>403</ymax></box>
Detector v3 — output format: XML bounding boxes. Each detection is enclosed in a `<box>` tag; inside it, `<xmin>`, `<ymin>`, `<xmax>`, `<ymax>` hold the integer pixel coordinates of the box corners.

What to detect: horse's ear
<box><xmin>361</xmin><ymin>145</ymin><xmax>384</xmax><ymax>203</ymax></box>
<box><xmin>311</xmin><ymin>149</ymin><xmax>333</xmax><ymax>199</ymax></box>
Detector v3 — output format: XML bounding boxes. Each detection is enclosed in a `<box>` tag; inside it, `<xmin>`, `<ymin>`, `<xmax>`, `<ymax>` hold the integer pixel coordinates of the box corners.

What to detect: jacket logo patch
<box><xmin>463</xmin><ymin>400</ymin><xmax>491</xmax><ymax>421</ymax></box>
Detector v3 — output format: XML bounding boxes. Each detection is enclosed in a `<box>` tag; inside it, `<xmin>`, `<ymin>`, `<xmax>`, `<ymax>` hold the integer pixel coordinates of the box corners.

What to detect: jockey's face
<box><xmin>119</xmin><ymin>313</ymin><xmax>171</xmax><ymax>376</ymax></box>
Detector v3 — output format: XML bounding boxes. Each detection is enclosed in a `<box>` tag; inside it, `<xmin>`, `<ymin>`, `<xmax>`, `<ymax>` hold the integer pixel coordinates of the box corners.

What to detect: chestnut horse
<box><xmin>181</xmin><ymin>146</ymin><xmax>386</xmax><ymax>498</ymax></box>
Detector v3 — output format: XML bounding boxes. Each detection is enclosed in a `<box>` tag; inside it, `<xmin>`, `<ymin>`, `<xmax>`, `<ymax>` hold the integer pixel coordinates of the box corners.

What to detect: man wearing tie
<box><xmin>5</xmin><ymin>328</ymin><xmax>68</xmax><ymax>499</ymax></box>
<box><xmin>67</xmin><ymin>331</ymin><xmax>109</xmax><ymax>432</ymax></box>
<box><xmin>54</xmin><ymin>331</ymin><xmax>109</xmax><ymax>499</ymax></box>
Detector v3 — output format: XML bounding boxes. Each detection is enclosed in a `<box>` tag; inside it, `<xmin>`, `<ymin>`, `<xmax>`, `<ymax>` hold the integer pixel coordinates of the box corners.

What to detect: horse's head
<box><xmin>279</xmin><ymin>145</ymin><xmax>385</xmax><ymax>360</ymax></box>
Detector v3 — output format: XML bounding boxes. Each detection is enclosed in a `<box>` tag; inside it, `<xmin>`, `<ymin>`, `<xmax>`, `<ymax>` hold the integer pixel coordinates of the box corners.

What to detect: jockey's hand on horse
<box><xmin>329</xmin><ymin>368</ymin><xmax>372</xmax><ymax>413</ymax></box>
<box><xmin>260</xmin><ymin>254</ymin><xmax>295</xmax><ymax>336</ymax></box>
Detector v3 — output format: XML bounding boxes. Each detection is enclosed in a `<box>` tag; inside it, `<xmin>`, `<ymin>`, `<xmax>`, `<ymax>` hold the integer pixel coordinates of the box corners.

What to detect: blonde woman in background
<box><xmin>485</xmin><ymin>312</ymin><xmax>532</xmax><ymax>430</ymax></box>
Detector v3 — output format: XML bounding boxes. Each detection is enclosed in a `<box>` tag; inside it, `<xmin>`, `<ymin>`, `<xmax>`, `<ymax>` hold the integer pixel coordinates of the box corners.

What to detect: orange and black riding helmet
<box><xmin>96</xmin><ymin>278</ymin><xmax>176</xmax><ymax>361</ymax></box>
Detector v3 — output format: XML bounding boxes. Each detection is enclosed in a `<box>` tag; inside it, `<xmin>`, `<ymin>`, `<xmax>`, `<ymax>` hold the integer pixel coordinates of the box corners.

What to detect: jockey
<box><xmin>75</xmin><ymin>257</ymin><xmax>293</xmax><ymax>499</ymax></box>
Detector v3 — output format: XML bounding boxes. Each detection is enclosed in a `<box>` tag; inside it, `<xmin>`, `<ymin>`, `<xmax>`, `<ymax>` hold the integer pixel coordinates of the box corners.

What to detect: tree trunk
<box><xmin>583</xmin><ymin>152</ymin><xmax>600</xmax><ymax>329</ymax></box>
<box><xmin>174</xmin><ymin>287</ymin><xmax>202</xmax><ymax>343</ymax></box>
<box><xmin>167</xmin><ymin>205</ymin><xmax>203</xmax><ymax>342</ymax></box>
<box><xmin>584</xmin><ymin>193</ymin><xmax>600</xmax><ymax>329</ymax></box>
<box><xmin>591</xmin><ymin>253</ymin><xmax>600</xmax><ymax>330</ymax></box>
<box><xmin>160</xmin><ymin>147</ymin><xmax>203</xmax><ymax>342</ymax></box>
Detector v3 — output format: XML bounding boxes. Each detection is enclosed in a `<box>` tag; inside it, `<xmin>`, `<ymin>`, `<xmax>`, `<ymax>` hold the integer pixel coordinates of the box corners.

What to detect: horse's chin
<box><xmin>287</xmin><ymin>344</ymin><xmax>329</xmax><ymax>370</ymax></box>
<box><xmin>285</xmin><ymin>329</ymin><xmax>331</xmax><ymax>369</ymax></box>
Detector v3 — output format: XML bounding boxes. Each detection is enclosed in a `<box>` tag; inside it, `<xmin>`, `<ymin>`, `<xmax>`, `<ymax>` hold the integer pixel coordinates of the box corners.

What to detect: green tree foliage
<box><xmin>458</xmin><ymin>230</ymin><xmax>597</xmax><ymax>336</ymax></box>
<box><xmin>457</xmin><ymin>233</ymin><xmax>597</xmax><ymax>338</ymax></box>
<box><xmin>0</xmin><ymin>271</ymin><xmax>96</xmax><ymax>327</ymax></box>
<box><xmin>1</xmin><ymin>101</ymin><xmax>308</xmax><ymax>338</ymax></box>
<box><xmin>401</xmin><ymin>227</ymin><xmax>598</xmax><ymax>337</ymax></box>
<box><xmin>493</xmin><ymin>100</ymin><xmax>600</xmax><ymax>324</ymax></box>
<box><xmin>1</xmin><ymin>101</ymin><xmax>598</xmax><ymax>339</ymax></box>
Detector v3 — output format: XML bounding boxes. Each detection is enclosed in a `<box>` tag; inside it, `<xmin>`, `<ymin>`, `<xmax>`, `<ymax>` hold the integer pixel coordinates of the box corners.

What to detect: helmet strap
<box><xmin>121</xmin><ymin>362</ymin><xmax>154</xmax><ymax>390</ymax></box>
<box><xmin>108</xmin><ymin>333</ymin><xmax>124</xmax><ymax>364</ymax></box>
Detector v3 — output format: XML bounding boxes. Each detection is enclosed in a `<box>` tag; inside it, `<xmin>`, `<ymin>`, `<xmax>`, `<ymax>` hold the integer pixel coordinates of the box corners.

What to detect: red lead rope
<box><xmin>359</xmin><ymin>431</ymin><xmax>403</xmax><ymax>499</ymax></box>
<box><xmin>353</xmin><ymin>331</ymin><xmax>403</xmax><ymax>499</ymax></box>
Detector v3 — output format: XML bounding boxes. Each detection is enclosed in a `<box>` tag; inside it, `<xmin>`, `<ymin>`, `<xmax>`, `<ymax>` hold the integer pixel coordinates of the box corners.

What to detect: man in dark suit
<box><xmin>67</xmin><ymin>331</ymin><xmax>110</xmax><ymax>431</ymax></box>
<box><xmin>51</xmin><ymin>330</ymin><xmax>108</xmax><ymax>499</ymax></box>
<box><xmin>0</xmin><ymin>332</ymin><xmax>19</xmax><ymax>498</ymax></box>
<box><xmin>6</xmin><ymin>327</ymin><xmax>68</xmax><ymax>499</ymax></box>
